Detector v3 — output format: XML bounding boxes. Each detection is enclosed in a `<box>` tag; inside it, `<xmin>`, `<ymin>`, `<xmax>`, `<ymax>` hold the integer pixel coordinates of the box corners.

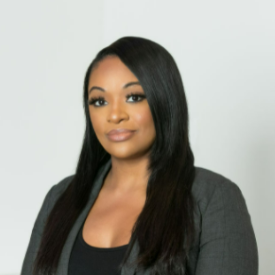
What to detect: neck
<box><xmin>103</xmin><ymin>156</ymin><xmax>150</xmax><ymax>195</ymax></box>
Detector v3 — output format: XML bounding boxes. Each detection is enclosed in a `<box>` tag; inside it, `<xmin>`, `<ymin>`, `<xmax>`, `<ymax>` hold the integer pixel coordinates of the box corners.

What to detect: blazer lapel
<box><xmin>55</xmin><ymin>158</ymin><xmax>140</xmax><ymax>275</ymax></box>
<box><xmin>121</xmin><ymin>243</ymin><xmax>151</xmax><ymax>275</ymax></box>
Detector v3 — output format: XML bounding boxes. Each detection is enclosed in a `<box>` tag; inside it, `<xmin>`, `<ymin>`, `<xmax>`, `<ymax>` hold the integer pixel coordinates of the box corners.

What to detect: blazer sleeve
<box><xmin>194</xmin><ymin>180</ymin><xmax>258</xmax><ymax>275</ymax></box>
<box><xmin>20</xmin><ymin>175</ymin><xmax>73</xmax><ymax>275</ymax></box>
<box><xmin>20</xmin><ymin>184</ymin><xmax>56</xmax><ymax>275</ymax></box>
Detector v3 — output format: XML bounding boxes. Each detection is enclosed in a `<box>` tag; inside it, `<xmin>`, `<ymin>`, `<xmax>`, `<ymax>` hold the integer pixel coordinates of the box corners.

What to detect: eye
<box><xmin>88</xmin><ymin>93</ymin><xmax>146</xmax><ymax>107</ymax></box>
<box><xmin>126</xmin><ymin>92</ymin><xmax>146</xmax><ymax>103</ymax></box>
<box><xmin>88</xmin><ymin>96</ymin><xmax>106</xmax><ymax>107</ymax></box>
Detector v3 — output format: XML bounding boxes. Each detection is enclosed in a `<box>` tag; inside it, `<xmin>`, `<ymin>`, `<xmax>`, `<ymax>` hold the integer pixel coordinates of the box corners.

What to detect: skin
<box><xmin>82</xmin><ymin>55</ymin><xmax>156</xmax><ymax>248</ymax></box>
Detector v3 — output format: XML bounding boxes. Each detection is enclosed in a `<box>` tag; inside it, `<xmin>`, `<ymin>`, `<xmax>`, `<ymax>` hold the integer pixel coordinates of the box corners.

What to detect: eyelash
<box><xmin>88</xmin><ymin>92</ymin><xmax>146</xmax><ymax>107</ymax></box>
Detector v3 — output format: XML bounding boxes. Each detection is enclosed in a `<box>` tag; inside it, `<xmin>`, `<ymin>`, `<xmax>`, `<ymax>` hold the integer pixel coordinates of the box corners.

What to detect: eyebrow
<box><xmin>88</xmin><ymin>81</ymin><xmax>141</xmax><ymax>94</ymax></box>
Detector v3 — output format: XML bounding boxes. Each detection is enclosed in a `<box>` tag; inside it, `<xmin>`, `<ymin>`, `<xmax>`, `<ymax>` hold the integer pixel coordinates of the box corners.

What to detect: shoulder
<box><xmin>26</xmin><ymin>174</ymin><xmax>75</xmax><ymax>238</ymax></box>
<box><xmin>46</xmin><ymin>174</ymin><xmax>75</xmax><ymax>210</ymax></box>
<box><xmin>50</xmin><ymin>174</ymin><xmax>75</xmax><ymax>197</ymax></box>
<box><xmin>190</xmin><ymin>167</ymin><xmax>258</xmax><ymax>274</ymax></box>
<box><xmin>192</xmin><ymin>166</ymin><xmax>246</xmax><ymax>215</ymax></box>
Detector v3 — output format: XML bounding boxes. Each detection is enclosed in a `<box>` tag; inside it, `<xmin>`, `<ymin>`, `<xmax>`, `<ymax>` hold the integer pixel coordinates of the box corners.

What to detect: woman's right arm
<box><xmin>20</xmin><ymin>175</ymin><xmax>73</xmax><ymax>275</ymax></box>
<box><xmin>20</xmin><ymin>184</ymin><xmax>56</xmax><ymax>275</ymax></box>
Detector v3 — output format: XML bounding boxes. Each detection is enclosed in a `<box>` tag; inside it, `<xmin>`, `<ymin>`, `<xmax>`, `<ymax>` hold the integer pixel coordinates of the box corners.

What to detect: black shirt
<box><xmin>69</xmin><ymin>222</ymin><xmax>129</xmax><ymax>275</ymax></box>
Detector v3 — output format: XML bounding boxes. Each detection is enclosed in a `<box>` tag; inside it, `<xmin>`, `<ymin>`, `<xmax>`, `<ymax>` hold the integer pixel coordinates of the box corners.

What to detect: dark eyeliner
<box><xmin>126</xmin><ymin>92</ymin><xmax>146</xmax><ymax>101</ymax></box>
<box><xmin>89</xmin><ymin>96</ymin><xmax>104</xmax><ymax>106</ymax></box>
<box><xmin>88</xmin><ymin>92</ymin><xmax>146</xmax><ymax>107</ymax></box>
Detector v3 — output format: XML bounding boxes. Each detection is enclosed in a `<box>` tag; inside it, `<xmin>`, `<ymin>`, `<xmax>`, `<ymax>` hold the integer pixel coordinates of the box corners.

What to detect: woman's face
<box><xmin>88</xmin><ymin>55</ymin><xmax>156</xmax><ymax>160</ymax></box>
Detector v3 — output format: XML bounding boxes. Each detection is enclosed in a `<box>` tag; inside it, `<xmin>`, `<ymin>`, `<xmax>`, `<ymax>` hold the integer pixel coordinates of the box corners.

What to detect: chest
<box><xmin>82</xmin><ymin>189</ymin><xmax>146</xmax><ymax>248</ymax></box>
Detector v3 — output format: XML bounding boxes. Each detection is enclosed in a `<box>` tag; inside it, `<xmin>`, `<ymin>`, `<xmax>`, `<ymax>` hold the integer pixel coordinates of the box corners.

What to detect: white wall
<box><xmin>0</xmin><ymin>0</ymin><xmax>274</xmax><ymax>274</ymax></box>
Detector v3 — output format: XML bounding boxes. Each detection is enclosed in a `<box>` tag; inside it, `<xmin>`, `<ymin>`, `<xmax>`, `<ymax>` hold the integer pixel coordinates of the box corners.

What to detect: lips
<box><xmin>106</xmin><ymin>129</ymin><xmax>136</xmax><ymax>142</ymax></box>
<box><xmin>107</xmin><ymin>128</ymin><xmax>135</xmax><ymax>135</ymax></box>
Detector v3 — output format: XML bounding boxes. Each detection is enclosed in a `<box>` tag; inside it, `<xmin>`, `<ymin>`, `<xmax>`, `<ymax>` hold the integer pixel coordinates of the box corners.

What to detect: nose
<box><xmin>107</xmin><ymin>101</ymin><xmax>129</xmax><ymax>124</ymax></box>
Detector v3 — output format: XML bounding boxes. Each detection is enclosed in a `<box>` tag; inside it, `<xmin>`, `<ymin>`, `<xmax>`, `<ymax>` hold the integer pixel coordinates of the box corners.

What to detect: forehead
<box><xmin>88</xmin><ymin>56</ymin><xmax>138</xmax><ymax>87</ymax></box>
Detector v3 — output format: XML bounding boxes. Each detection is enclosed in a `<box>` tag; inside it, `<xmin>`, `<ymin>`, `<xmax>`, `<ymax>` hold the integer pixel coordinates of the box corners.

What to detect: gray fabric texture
<box><xmin>20</xmin><ymin>158</ymin><xmax>258</xmax><ymax>275</ymax></box>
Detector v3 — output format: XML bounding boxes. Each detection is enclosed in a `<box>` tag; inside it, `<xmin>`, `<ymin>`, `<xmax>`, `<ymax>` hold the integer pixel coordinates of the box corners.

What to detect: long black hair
<box><xmin>34</xmin><ymin>36</ymin><xmax>196</xmax><ymax>275</ymax></box>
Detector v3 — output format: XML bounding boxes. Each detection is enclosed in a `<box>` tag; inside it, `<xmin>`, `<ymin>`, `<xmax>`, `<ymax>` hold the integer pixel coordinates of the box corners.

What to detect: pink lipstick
<box><xmin>107</xmin><ymin>129</ymin><xmax>136</xmax><ymax>142</ymax></box>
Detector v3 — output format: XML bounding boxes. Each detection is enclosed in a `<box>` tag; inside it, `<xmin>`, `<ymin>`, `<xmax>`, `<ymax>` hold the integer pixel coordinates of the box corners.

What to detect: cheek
<box><xmin>134</xmin><ymin>108</ymin><xmax>155</xmax><ymax>136</ymax></box>
<box><xmin>89</xmin><ymin>112</ymin><xmax>104</xmax><ymax>135</ymax></box>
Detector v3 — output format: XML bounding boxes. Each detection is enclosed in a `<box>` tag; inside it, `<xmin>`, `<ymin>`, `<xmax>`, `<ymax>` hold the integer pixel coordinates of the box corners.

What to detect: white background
<box><xmin>0</xmin><ymin>0</ymin><xmax>274</xmax><ymax>274</ymax></box>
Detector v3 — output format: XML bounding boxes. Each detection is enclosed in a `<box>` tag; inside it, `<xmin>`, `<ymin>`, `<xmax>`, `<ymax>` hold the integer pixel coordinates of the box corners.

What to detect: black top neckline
<box><xmin>80</xmin><ymin>222</ymin><xmax>130</xmax><ymax>252</ymax></box>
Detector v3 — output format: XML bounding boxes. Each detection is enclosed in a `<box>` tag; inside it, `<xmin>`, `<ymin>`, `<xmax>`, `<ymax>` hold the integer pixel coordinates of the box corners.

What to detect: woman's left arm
<box><xmin>194</xmin><ymin>179</ymin><xmax>258</xmax><ymax>275</ymax></box>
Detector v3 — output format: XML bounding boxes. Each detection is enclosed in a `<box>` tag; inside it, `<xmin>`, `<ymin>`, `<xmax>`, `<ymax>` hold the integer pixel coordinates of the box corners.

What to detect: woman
<box><xmin>20</xmin><ymin>37</ymin><xmax>258</xmax><ymax>275</ymax></box>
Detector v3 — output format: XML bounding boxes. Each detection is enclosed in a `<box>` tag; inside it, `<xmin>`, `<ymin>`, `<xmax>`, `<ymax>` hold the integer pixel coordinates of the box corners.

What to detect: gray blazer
<box><xmin>20</xmin><ymin>159</ymin><xmax>258</xmax><ymax>275</ymax></box>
